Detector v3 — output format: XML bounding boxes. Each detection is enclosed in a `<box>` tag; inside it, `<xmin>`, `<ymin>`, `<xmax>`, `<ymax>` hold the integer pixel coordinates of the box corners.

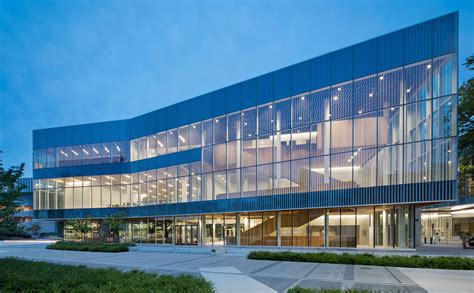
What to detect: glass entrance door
<box><xmin>175</xmin><ymin>217</ymin><xmax>199</xmax><ymax>245</ymax></box>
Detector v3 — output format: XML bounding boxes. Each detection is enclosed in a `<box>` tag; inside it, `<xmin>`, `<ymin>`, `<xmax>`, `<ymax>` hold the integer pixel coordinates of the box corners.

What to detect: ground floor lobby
<box><xmin>65</xmin><ymin>205</ymin><xmax>416</xmax><ymax>249</ymax></box>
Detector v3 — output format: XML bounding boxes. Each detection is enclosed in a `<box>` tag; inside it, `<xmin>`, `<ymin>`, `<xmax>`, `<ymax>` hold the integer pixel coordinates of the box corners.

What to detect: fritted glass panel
<box><xmin>310</xmin><ymin>121</ymin><xmax>330</xmax><ymax>157</ymax></box>
<box><xmin>378</xmin><ymin>107</ymin><xmax>403</xmax><ymax>146</ymax></box>
<box><xmin>258</xmin><ymin>103</ymin><xmax>274</xmax><ymax>135</ymax></box>
<box><xmin>156</xmin><ymin>132</ymin><xmax>167</xmax><ymax>156</ymax></box>
<box><xmin>213</xmin><ymin>143</ymin><xmax>227</xmax><ymax>171</ymax></box>
<box><xmin>138</xmin><ymin>137</ymin><xmax>147</xmax><ymax>160</ymax></box>
<box><xmin>404</xmin><ymin>140</ymin><xmax>431</xmax><ymax>184</ymax></box>
<box><xmin>227</xmin><ymin>140</ymin><xmax>241</xmax><ymax>169</ymax></box>
<box><xmin>213</xmin><ymin>116</ymin><xmax>227</xmax><ymax>144</ymax></box>
<box><xmin>147</xmin><ymin>135</ymin><xmax>157</xmax><ymax>158</ymax></box>
<box><xmin>242</xmin><ymin>166</ymin><xmax>257</xmax><ymax>197</ymax></box>
<box><xmin>274</xmin><ymin>99</ymin><xmax>291</xmax><ymax>131</ymax></box>
<box><xmin>274</xmin><ymin>130</ymin><xmax>291</xmax><ymax>162</ymax></box>
<box><xmin>227</xmin><ymin>112</ymin><xmax>241</xmax><ymax>141</ymax></box>
<box><xmin>167</xmin><ymin>129</ymin><xmax>178</xmax><ymax>154</ymax></box>
<box><xmin>191</xmin><ymin>175</ymin><xmax>202</xmax><ymax>201</ymax></box>
<box><xmin>45</xmin><ymin>148</ymin><xmax>56</xmax><ymax>168</ymax></box>
<box><xmin>214</xmin><ymin>171</ymin><xmax>227</xmax><ymax>200</ymax></box>
<box><xmin>257</xmin><ymin>164</ymin><xmax>273</xmax><ymax>196</ymax></box>
<box><xmin>202</xmin><ymin>119</ymin><xmax>213</xmax><ymax>146</ymax></box>
<box><xmin>379</xmin><ymin>68</ymin><xmax>403</xmax><ymax>109</ymax></box>
<box><xmin>291</xmin><ymin>126</ymin><xmax>310</xmax><ymax>160</ymax></box>
<box><xmin>331</xmin><ymin>152</ymin><xmax>353</xmax><ymax>190</ymax></box>
<box><xmin>257</xmin><ymin>134</ymin><xmax>273</xmax><ymax>165</ymax></box>
<box><xmin>166</xmin><ymin>178</ymin><xmax>177</xmax><ymax>203</ymax></box>
<box><xmin>433</xmin><ymin>95</ymin><xmax>457</xmax><ymax>139</ymax></box>
<box><xmin>432</xmin><ymin>137</ymin><xmax>457</xmax><ymax>181</ymax></box>
<box><xmin>309</xmin><ymin>88</ymin><xmax>331</xmax><ymax>123</ymax></box>
<box><xmin>291</xmin><ymin>158</ymin><xmax>309</xmax><ymax>193</ymax></box>
<box><xmin>177</xmin><ymin>176</ymin><xmax>189</xmax><ymax>203</ymax></box>
<box><xmin>330</xmin><ymin>82</ymin><xmax>352</xmax><ymax>119</ymax></box>
<box><xmin>190</xmin><ymin>122</ymin><xmax>201</xmax><ymax>149</ymax></box>
<box><xmin>242</xmin><ymin>108</ymin><xmax>257</xmax><ymax>138</ymax></box>
<box><xmin>202</xmin><ymin>173</ymin><xmax>213</xmax><ymax>201</ymax></box>
<box><xmin>331</xmin><ymin>118</ymin><xmax>352</xmax><ymax>154</ymax></box>
<box><xmin>354</xmin><ymin>112</ymin><xmax>377</xmax><ymax>150</ymax></box>
<box><xmin>273</xmin><ymin>161</ymin><xmax>291</xmax><ymax>195</ymax></box>
<box><xmin>377</xmin><ymin>145</ymin><xmax>403</xmax><ymax>186</ymax></box>
<box><xmin>310</xmin><ymin>156</ymin><xmax>330</xmax><ymax>192</ymax></box>
<box><xmin>242</xmin><ymin>138</ymin><xmax>257</xmax><ymax>167</ymax></box>
<box><xmin>405</xmin><ymin>99</ymin><xmax>432</xmax><ymax>143</ymax></box>
<box><xmin>433</xmin><ymin>54</ymin><xmax>457</xmax><ymax>98</ymax></box>
<box><xmin>178</xmin><ymin>126</ymin><xmax>189</xmax><ymax>151</ymax></box>
<box><xmin>227</xmin><ymin>169</ymin><xmax>241</xmax><ymax>199</ymax></box>
<box><xmin>293</xmin><ymin>95</ymin><xmax>310</xmax><ymax>127</ymax></box>
<box><xmin>353</xmin><ymin>75</ymin><xmax>378</xmax><ymax>114</ymax></box>
<box><xmin>202</xmin><ymin>146</ymin><xmax>213</xmax><ymax>173</ymax></box>
<box><xmin>353</xmin><ymin>148</ymin><xmax>377</xmax><ymax>188</ymax></box>
<box><xmin>404</xmin><ymin>60</ymin><xmax>432</xmax><ymax>103</ymax></box>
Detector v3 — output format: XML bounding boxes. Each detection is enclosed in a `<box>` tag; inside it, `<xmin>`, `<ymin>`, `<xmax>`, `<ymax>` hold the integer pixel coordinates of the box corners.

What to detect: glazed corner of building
<box><xmin>32</xmin><ymin>12</ymin><xmax>459</xmax><ymax>222</ymax></box>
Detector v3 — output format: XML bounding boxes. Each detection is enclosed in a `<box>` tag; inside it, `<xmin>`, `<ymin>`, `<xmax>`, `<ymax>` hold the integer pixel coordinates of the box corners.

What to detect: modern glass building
<box><xmin>33</xmin><ymin>13</ymin><xmax>458</xmax><ymax>249</ymax></box>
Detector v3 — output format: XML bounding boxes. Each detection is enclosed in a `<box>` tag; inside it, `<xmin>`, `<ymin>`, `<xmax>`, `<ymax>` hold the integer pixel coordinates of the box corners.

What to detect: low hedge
<box><xmin>47</xmin><ymin>241</ymin><xmax>130</xmax><ymax>252</ymax></box>
<box><xmin>288</xmin><ymin>288</ymin><xmax>374</xmax><ymax>293</ymax></box>
<box><xmin>247</xmin><ymin>251</ymin><xmax>474</xmax><ymax>270</ymax></box>
<box><xmin>0</xmin><ymin>258</ymin><xmax>214</xmax><ymax>292</ymax></box>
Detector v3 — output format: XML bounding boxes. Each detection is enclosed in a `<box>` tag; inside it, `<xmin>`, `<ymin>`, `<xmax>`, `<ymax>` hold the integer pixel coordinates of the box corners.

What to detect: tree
<box><xmin>0</xmin><ymin>163</ymin><xmax>26</xmax><ymax>238</ymax></box>
<box><xmin>104</xmin><ymin>212</ymin><xmax>126</xmax><ymax>243</ymax></box>
<box><xmin>67</xmin><ymin>218</ymin><xmax>93</xmax><ymax>242</ymax></box>
<box><xmin>458</xmin><ymin>55</ymin><xmax>474</xmax><ymax>197</ymax></box>
<box><xmin>26</xmin><ymin>224</ymin><xmax>42</xmax><ymax>239</ymax></box>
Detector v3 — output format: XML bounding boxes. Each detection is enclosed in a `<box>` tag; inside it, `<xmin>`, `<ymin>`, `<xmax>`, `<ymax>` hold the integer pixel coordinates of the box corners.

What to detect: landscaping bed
<box><xmin>0</xmin><ymin>258</ymin><xmax>214</xmax><ymax>292</ymax></box>
<box><xmin>47</xmin><ymin>241</ymin><xmax>130</xmax><ymax>252</ymax></box>
<box><xmin>248</xmin><ymin>251</ymin><xmax>474</xmax><ymax>270</ymax></box>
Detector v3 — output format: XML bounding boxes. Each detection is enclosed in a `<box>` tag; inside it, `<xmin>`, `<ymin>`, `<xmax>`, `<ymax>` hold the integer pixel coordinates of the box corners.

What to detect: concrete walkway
<box><xmin>0</xmin><ymin>243</ymin><xmax>473</xmax><ymax>293</ymax></box>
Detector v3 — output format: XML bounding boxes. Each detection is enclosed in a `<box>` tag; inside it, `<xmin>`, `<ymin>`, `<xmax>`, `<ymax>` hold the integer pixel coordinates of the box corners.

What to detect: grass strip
<box><xmin>47</xmin><ymin>241</ymin><xmax>130</xmax><ymax>252</ymax></box>
<box><xmin>248</xmin><ymin>251</ymin><xmax>474</xmax><ymax>270</ymax></box>
<box><xmin>0</xmin><ymin>258</ymin><xmax>214</xmax><ymax>292</ymax></box>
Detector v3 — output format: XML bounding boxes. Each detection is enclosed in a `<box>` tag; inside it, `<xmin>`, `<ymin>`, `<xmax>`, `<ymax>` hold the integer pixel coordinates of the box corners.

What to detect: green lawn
<box><xmin>0</xmin><ymin>258</ymin><xmax>214</xmax><ymax>292</ymax></box>
<box><xmin>248</xmin><ymin>251</ymin><xmax>474</xmax><ymax>270</ymax></box>
<box><xmin>47</xmin><ymin>241</ymin><xmax>130</xmax><ymax>252</ymax></box>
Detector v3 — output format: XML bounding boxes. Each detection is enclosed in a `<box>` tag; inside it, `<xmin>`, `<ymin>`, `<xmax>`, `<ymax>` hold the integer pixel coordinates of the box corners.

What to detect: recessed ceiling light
<box><xmin>379</xmin><ymin>76</ymin><xmax>384</xmax><ymax>80</ymax></box>
<box><xmin>427</xmin><ymin>64</ymin><xmax>432</xmax><ymax>69</ymax></box>
<box><xmin>333</xmin><ymin>96</ymin><xmax>338</xmax><ymax>101</ymax></box>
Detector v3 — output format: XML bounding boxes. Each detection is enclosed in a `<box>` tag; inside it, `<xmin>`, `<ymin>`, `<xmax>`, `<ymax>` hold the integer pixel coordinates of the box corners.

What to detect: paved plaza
<box><xmin>1</xmin><ymin>242</ymin><xmax>473</xmax><ymax>293</ymax></box>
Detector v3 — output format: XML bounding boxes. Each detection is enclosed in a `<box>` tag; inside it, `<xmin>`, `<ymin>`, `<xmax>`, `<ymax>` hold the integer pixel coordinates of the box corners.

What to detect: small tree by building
<box><xmin>104</xmin><ymin>212</ymin><xmax>126</xmax><ymax>243</ymax></box>
<box><xmin>67</xmin><ymin>218</ymin><xmax>92</xmax><ymax>242</ymax></box>
<box><xmin>0</xmin><ymin>163</ymin><xmax>26</xmax><ymax>238</ymax></box>
<box><xmin>459</xmin><ymin>55</ymin><xmax>474</xmax><ymax>198</ymax></box>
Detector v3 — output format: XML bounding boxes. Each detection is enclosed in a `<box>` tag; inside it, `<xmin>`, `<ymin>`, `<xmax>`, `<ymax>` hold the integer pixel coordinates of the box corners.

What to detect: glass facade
<box><xmin>63</xmin><ymin>206</ymin><xmax>414</xmax><ymax>248</ymax></box>
<box><xmin>33</xmin><ymin>14</ymin><xmax>459</xmax><ymax>250</ymax></box>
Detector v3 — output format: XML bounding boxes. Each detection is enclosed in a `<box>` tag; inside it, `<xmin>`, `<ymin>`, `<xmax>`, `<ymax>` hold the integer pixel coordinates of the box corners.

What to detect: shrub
<box><xmin>47</xmin><ymin>241</ymin><xmax>130</xmax><ymax>252</ymax></box>
<box><xmin>247</xmin><ymin>251</ymin><xmax>474</xmax><ymax>270</ymax></box>
<box><xmin>0</xmin><ymin>258</ymin><xmax>215</xmax><ymax>292</ymax></box>
<box><xmin>288</xmin><ymin>287</ymin><xmax>374</xmax><ymax>293</ymax></box>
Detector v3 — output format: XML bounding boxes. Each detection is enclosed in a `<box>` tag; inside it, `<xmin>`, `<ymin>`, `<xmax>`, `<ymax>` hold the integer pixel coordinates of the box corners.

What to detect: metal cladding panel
<box><xmin>376</xmin><ymin>30</ymin><xmax>404</xmax><ymax>72</ymax></box>
<box><xmin>257</xmin><ymin>73</ymin><xmax>274</xmax><ymax>105</ymax></box>
<box><xmin>403</xmin><ymin>18</ymin><xmax>433</xmax><ymax>65</ymax></box>
<box><xmin>240</xmin><ymin>77</ymin><xmax>258</xmax><ymax>109</ymax></box>
<box><xmin>291</xmin><ymin>60</ymin><xmax>311</xmax><ymax>95</ymax></box>
<box><xmin>309</xmin><ymin>54</ymin><xmax>331</xmax><ymax>90</ymax></box>
<box><xmin>330</xmin><ymin>47</ymin><xmax>353</xmax><ymax>84</ymax></box>
<box><xmin>224</xmin><ymin>83</ymin><xmax>242</xmax><ymax>114</ymax></box>
<box><xmin>211</xmin><ymin>89</ymin><xmax>229</xmax><ymax>117</ymax></box>
<box><xmin>272</xmin><ymin>68</ymin><xmax>290</xmax><ymax>102</ymax></box>
<box><xmin>200</xmin><ymin>93</ymin><xmax>214</xmax><ymax>121</ymax></box>
<box><xmin>34</xmin><ymin>181</ymin><xmax>458</xmax><ymax>220</ymax></box>
<box><xmin>188</xmin><ymin>97</ymin><xmax>204</xmax><ymax>123</ymax></box>
<box><xmin>353</xmin><ymin>40</ymin><xmax>377</xmax><ymax>79</ymax></box>
<box><xmin>432</xmin><ymin>12</ymin><xmax>458</xmax><ymax>58</ymax></box>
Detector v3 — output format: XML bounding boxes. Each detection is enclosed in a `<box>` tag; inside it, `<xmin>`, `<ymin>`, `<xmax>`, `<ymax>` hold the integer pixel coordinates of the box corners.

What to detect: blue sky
<box><xmin>0</xmin><ymin>0</ymin><xmax>473</xmax><ymax>177</ymax></box>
